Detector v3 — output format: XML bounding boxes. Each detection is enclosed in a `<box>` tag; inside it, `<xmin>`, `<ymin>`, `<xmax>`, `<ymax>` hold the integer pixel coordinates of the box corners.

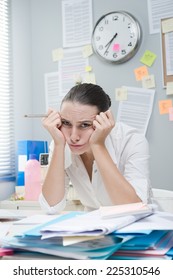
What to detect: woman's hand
<box><xmin>42</xmin><ymin>108</ymin><xmax>66</xmax><ymax>146</ymax></box>
<box><xmin>89</xmin><ymin>110</ymin><xmax>115</xmax><ymax>146</ymax></box>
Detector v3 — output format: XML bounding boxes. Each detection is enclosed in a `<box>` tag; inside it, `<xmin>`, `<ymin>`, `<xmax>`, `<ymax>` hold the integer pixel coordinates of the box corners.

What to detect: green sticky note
<box><xmin>140</xmin><ymin>50</ymin><xmax>157</xmax><ymax>67</ymax></box>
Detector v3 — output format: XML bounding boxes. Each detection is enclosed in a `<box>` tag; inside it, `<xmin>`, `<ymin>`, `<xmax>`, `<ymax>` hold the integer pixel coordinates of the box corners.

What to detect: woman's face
<box><xmin>60</xmin><ymin>101</ymin><xmax>98</xmax><ymax>154</ymax></box>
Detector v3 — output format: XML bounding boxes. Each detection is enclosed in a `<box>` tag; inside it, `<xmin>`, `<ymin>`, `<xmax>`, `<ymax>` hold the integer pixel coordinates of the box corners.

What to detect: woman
<box><xmin>39</xmin><ymin>83</ymin><xmax>151</xmax><ymax>213</ymax></box>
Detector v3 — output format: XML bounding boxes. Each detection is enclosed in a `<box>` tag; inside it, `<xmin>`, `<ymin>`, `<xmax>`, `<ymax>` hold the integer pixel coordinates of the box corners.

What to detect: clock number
<box><xmin>121</xmin><ymin>49</ymin><xmax>126</xmax><ymax>55</ymax></box>
<box><xmin>128</xmin><ymin>23</ymin><xmax>131</xmax><ymax>28</ymax></box>
<box><xmin>104</xmin><ymin>50</ymin><xmax>109</xmax><ymax>56</ymax></box>
<box><xmin>130</xmin><ymin>32</ymin><xmax>135</xmax><ymax>38</ymax></box>
<box><xmin>113</xmin><ymin>53</ymin><xmax>118</xmax><ymax>58</ymax></box>
<box><xmin>105</xmin><ymin>19</ymin><xmax>109</xmax><ymax>24</ymax></box>
<box><xmin>96</xmin><ymin>36</ymin><xmax>101</xmax><ymax>41</ymax></box>
<box><xmin>113</xmin><ymin>16</ymin><xmax>118</xmax><ymax>21</ymax></box>
<box><xmin>98</xmin><ymin>45</ymin><xmax>103</xmax><ymax>50</ymax></box>
<box><xmin>99</xmin><ymin>26</ymin><xmax>104</xmax><ymax>31</ymax></box>
<box><xmin>128</xmin><ymin>42</ymin><xmax>132</xmax><ymax>47</ymax></box>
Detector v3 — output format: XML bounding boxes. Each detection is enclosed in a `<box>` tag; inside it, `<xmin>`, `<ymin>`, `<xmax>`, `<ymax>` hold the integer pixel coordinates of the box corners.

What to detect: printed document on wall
<box><xmin>116</xmin><ymin>87</ymin><xmax>155</xmax><ymax>135</ymax></box>
<box><xmin>165</xmin><ymin>32</ymin><xmax>173</xmax><ymax>76</ymax></box>
<box><xmin>62</xmin><ymin>0</ymin><xmax>93</xmax><ymax>47</ymax></box>
<box><xmin>147</xmin><ymin>0</ymin><xmax>173</xmax><ymax>34</ymax></box>
<box><xmin>44</xmin><ymin>72</ymin><xmax>61</xmax><ymax>110</ymax></box>
<box><xmin>59</xmin><ymin>47</ymin><xmax>89</xmax><ymax>98</ymax></box>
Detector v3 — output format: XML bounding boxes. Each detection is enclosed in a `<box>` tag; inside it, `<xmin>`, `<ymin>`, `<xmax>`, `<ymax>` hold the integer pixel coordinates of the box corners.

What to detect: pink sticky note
<box><xmin>113</xmin><ymin>43</ymin><xmax>120</xmax><ymax>52</ymax></box>
<box><xmin>169</xmin><ymin>107</ymin><xmax>173</xmax><ymax>121</ymax></box>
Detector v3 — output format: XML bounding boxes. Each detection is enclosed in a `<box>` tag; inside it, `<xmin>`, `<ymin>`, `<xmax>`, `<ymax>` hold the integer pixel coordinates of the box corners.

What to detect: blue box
<box><xmin>17</xmin><ymin>140</ymin><xmax>48</xmax><ymax>186</ymax></box>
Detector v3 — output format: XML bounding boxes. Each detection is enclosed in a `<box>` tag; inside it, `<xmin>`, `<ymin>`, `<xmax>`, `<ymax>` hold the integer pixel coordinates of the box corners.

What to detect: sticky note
<box><xmin>115</xmin><ymin>88</ymin><xmax>128</xmax><ymax>101</ymax></box>
<box><xmin>85</xmin><ymin>65</ymin><xmax>92</xmax><ymax>72</ymax></box>
<box><xmin>142</xmin><ymin>75</ymin><xmax>155</xmax><ymax>89</ymax></box>
<box><xmin>73</xmin><ymin>73</ymin><xmax>82</xmax><ymax>85</ymax></box>
<box><xmin>140</xmin><ymin>50</ymin><xmax>157</xmax><ymax>67</ymax></box>
<box><xmin>166</xmin><ymin>82</ymin><xmax>173</xmax><ymax>95</ymax></box>
<box><xmin>169</xmin><ymin>107</ymin><xmax>173</xmax><ymax>121</ymax></box>
<box><xmin>52</xmin><ymin>48</ymin><xmax>64</xmax><ymax>62</ymax></box>
<box><xmin>159</xmin><ymin>99</ymin><xmax>172</xmax><ymax>114</ymax></box>
<box><xmin>113</xmin><ymin>43</ymin><xmax>120</xmax><ymax>52</ymax></box>
<box><xmin>162</xmin><ymin>18</ymin><xmax>173</xmax><ymax>33</ymax></box>
<box><xmin>134</xmin><ymin>66</ymin><xmax>149</xmax><ymax>81</ymax></box>
<box><xmin>82</xmin><ymin>45</ymin><xmax>93</xmax><ymax>58</ymax></box>
<box><xmin>84</xmin><ymin>73</ymin><xmax>96</xmax><ymax>84</ymax></box>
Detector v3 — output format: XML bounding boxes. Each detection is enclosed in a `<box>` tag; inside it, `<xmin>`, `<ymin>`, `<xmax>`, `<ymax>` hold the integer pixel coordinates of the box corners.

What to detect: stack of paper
<box><xmin>108</xmin><ymin>211</ymin><xmax>173</xmax><ymax>260</ymax></box>
<box><xmin>2</xmin><ymin>204</ymin><xmax>173</xmax><ymax>260</ymax></box>
<box><xmin>2</xmin><ymin>206</ymin><xmax>152</xmax><ymax>260</ymax></box>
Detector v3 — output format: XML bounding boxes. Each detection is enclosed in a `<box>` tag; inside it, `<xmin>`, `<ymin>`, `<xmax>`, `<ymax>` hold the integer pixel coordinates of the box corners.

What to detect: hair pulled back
<box><xmin>61</xmin><ymin>83</ymin><xmax>111</xmax><ymax>112</ymax></box>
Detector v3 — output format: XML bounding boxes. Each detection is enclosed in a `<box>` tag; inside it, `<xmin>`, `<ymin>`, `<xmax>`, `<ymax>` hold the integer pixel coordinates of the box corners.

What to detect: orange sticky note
<box><xmin>159</xmin><ymin>99</ymin><xmax>172</xmax><ymax>114</ymax></box>
<box><xmin>134</xmin><ymin>66</ymin><xmax>149</xmax><ymax>81</ymax></box>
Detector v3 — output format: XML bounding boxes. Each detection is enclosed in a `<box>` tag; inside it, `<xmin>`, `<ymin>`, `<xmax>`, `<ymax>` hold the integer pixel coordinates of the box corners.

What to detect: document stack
<box><xmin>1</xmin><ymin>203</ymin><xmax>173</xmax><ymax>260</ymax></box>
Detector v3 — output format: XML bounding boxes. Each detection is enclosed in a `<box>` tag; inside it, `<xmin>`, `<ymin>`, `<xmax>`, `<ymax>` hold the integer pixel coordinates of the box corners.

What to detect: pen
<box><xmin>24</xmin><ymin>114</ymin><xmax>47</xmax><ymax>118</ymax></box>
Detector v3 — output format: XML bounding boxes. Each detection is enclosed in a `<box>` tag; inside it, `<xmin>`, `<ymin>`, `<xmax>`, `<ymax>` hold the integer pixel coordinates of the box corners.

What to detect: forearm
<box><xmin>42</xmin><ymin>144</ymin><xmax>65</xmax><ymax>206</ymax></box>
<box><xmin>91</xmin><ymin>144</ymin><xmax>141</xmax><ymax>204</ymax></box>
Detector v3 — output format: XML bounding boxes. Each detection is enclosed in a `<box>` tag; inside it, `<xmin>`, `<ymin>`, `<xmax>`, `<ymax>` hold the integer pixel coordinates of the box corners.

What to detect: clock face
<box><xmin>92</xmin><ymin>11</ymin><xmax>142</xmax><ymax>63</ymax></box>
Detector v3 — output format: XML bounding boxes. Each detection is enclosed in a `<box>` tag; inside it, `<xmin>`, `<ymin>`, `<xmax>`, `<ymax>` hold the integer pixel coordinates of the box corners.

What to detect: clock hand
<box><xmin>105</xmin><ymin>32</ymin><xmax>118</xmax><ymax>48</ymax></box>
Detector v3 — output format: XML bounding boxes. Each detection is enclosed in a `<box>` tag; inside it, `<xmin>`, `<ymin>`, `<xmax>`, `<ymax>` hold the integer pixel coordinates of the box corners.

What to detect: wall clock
<box><xmin>92</xmin><ymin>11</ymin><xmax>142</xmax><ymax>64</ymax></box>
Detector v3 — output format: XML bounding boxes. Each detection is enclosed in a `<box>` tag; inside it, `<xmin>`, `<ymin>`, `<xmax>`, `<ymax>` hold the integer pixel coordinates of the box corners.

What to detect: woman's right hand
<box><xmin>42</xmin><ymin>108</ymin><xmax>66</xmax><ymax>146</ymax></box>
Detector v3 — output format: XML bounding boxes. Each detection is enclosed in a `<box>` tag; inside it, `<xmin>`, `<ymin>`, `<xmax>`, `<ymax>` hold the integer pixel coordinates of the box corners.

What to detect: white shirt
<box><xmin>39</xmin><ymin>122</ymin><xmax>152</xmax><ymax>214</ymax></box>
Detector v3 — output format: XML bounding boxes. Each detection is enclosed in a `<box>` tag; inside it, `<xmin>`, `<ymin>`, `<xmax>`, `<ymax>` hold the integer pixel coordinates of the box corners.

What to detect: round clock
<box><xmin>92</xmin><ymin>11</ymin><xmax>142</xmax><ymax>63</ymax></box>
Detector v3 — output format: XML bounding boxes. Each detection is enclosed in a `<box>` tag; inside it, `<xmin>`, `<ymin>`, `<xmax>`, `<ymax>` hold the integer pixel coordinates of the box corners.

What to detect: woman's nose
<box><xmin>70</xmin><ymin>127</ymin><xmax>80</xmax><ymax>143</ymax></box>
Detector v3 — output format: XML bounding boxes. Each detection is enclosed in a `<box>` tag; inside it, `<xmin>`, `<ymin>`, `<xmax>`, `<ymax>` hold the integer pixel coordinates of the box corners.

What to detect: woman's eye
<box><xmin>61</xmin><ymin>120</ymin><xmax>71</xmax><ymax>127</ymax></box>
<box><xmin>80</xmin><ymin>123</ymin><xmax>92</xmax><ymax>129</ymax></box>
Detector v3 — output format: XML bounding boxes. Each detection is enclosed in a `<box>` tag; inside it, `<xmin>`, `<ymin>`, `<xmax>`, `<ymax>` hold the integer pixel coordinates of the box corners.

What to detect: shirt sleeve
<box><xmin>121</xmin><ymin>133</ymin><xmax>151</xmax><ymax>204</ymax></box>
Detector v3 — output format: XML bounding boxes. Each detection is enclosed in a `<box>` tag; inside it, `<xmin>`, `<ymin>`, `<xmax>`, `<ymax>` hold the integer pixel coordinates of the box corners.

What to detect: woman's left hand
<box><xmin>89</xmin><ymin>109</ymin><xmax>115</xmax><ymax>146</ymax></box>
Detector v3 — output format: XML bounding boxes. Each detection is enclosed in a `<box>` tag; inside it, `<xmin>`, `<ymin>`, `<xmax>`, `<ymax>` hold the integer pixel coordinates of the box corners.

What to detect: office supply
<box><xmin>0</xmin><ymin>209</ymin><xmax>27</xmax><ymax>221</ymax></box>
<box><xmin>116</xmin><ymin>211</ymin><xmax>173</xmax><ymax>234</ymax></box>
<box><xmin>17</xmin><ymin>140</ymin><xmax>48</xmax><ymax>186</ymax></box>
<box><xmin>24</xmin><ymin>154</ymin><xmax>42</xmax><ymax>201</ymax></box>
<box><xmin>99</xmin><ymin>202</ymin><xmax>153</xmax><ymax>219</ymax></box>
<box><xmin>40</xmin><ymin>208</ymin><xmax>152</xmax><ymax>238</ymax></box>
<box><xmin>24</xmin><ymin>114</ymin><xmax>47</xmax><ymax>118</ymax></box>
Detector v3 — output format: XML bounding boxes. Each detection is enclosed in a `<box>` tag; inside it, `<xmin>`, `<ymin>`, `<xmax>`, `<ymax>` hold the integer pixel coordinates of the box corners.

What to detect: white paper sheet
<box><xmin>165</xmin><ymin>32</ymin><xmax>173</xmax><ymax>75</ymax></box>
<box><xmin>147</xmin><ymin>0</ymin><xmax>173</xmax><ymax>34</ymax></box>
<box><xmin>62</xmin><ymin>0</ymin><xmax>93</xmax><ymax>47</ymax></box>
<box><xmin>44</xmin><ymin>72</ymin><xmax>60</xmax><ymax>110</ymax></box>
<box><xmin>116</xmin><ymin>86</ymin><xmax>155</xmax><ymax>135</ymax></box>
<box><xmin>41</xmin><ymin>209</ymin><xmax>151</xmax><ymax>237</ymax></box>
<box><xmin>59</xmin><ymin>47</ymin><xmax>89</xmax><ymax>97</ymax></box>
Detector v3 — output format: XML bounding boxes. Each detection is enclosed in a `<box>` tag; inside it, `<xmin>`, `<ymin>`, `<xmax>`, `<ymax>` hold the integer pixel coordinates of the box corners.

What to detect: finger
<box><xmin>105</xmin><ymin>110</ymin><xmax>115</xmax><ymax>126</ymax></box>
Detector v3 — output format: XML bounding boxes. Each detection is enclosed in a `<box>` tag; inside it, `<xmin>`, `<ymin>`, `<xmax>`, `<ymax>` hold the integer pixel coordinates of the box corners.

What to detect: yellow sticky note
<box><xmin>166</xmin><ymin>82</ymin><xmax>173</xmax><ymax>95</ymax></box>
<box><xmin>73</xmin><ymin>73</ymin><xmax>82</xmax><ymax>85</ymax></box>
<box><xmin>83</xmin><ymin>73</ymin><xmax>96</xmax><ymax>84</ymax></box>
<box><xmin>82</xmin><ymin>45</ymin><xmax>93</xmax><ymax>58</ymax></box>
<box><xmin>115</xmin><ymin>88</ymin><xmax>128</xmax><ymax>101</ymax></box>
<box><xmin>162</xmin><ymin>18</ymin><xmax>173</xmax><ymax>33</ymax></box>
<box><xmin>134</xmin><ymin>66</ymin><xmax>149</xmax><ymax>81</ymax></box>
<box><xmin>142</xmin><ymin>75</ymin><xmax>155</xmax><ymax>89</ymax></box>
<box><xmin>159</xmin><ymin>99</ymin><xmax>172</xmax><ymax>114</ymax></box>
<box><xmin>52</xmin><ymin>48</ymin><xmax>64</xmax><ymax>62</ymax></box>
<box><xmin>169</xmin><ymin>107</ymin><xmax>173</xmax><ymax>121</ymax></box>
<box><xmin>85</xmin><ymin>65</ymin><xmax>92</xmax><ymax>72</ymax></box>
<box><xmin>140</xmin><ymin>50</ymin><xmax>157</xmax><ymax>67</ymax></box>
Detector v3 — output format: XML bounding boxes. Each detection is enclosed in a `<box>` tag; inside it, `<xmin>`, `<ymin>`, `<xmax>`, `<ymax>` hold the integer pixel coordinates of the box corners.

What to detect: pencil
<box><xmin>24</xmin><ymin>114</ymin><xmax>47</xmax><ymax>118</ymax></box>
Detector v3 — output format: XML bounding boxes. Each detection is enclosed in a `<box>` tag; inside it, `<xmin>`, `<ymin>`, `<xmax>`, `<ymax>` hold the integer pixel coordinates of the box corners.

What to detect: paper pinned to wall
<box><xmin>165</xmin><ymin>32</ymin><xmax>173</xmax><ymax>76</ymax></box>
<box><xmin>62</xmin><ymin>0</ymin><xmax>93</xmax><ymax>48</ymax></box>
<box><xmin>116</xmin><ymin>86</ymin><xmax>155</xmax><ymax>135</ymax></box>
<box><xmin>44</xmin><ymin>72</ymin><xmax>61</xmax><ymax>110</ymax></box>
<box><xmin>147</xmin><ymin>0</ymin><xmax>173</xmax><ymax>34</ymax></box>
<box><xmin>58</xmin><ymin>47</ymin><xmax>89</xmax><ymax>97</ymax></box>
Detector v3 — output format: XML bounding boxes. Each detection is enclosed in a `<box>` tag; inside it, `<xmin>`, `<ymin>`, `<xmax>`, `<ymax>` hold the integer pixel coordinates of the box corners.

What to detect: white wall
<box><xmin>12</xmin><ymin>0</ymin><xmax>173</xmax><ymax>191</ymax></box>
